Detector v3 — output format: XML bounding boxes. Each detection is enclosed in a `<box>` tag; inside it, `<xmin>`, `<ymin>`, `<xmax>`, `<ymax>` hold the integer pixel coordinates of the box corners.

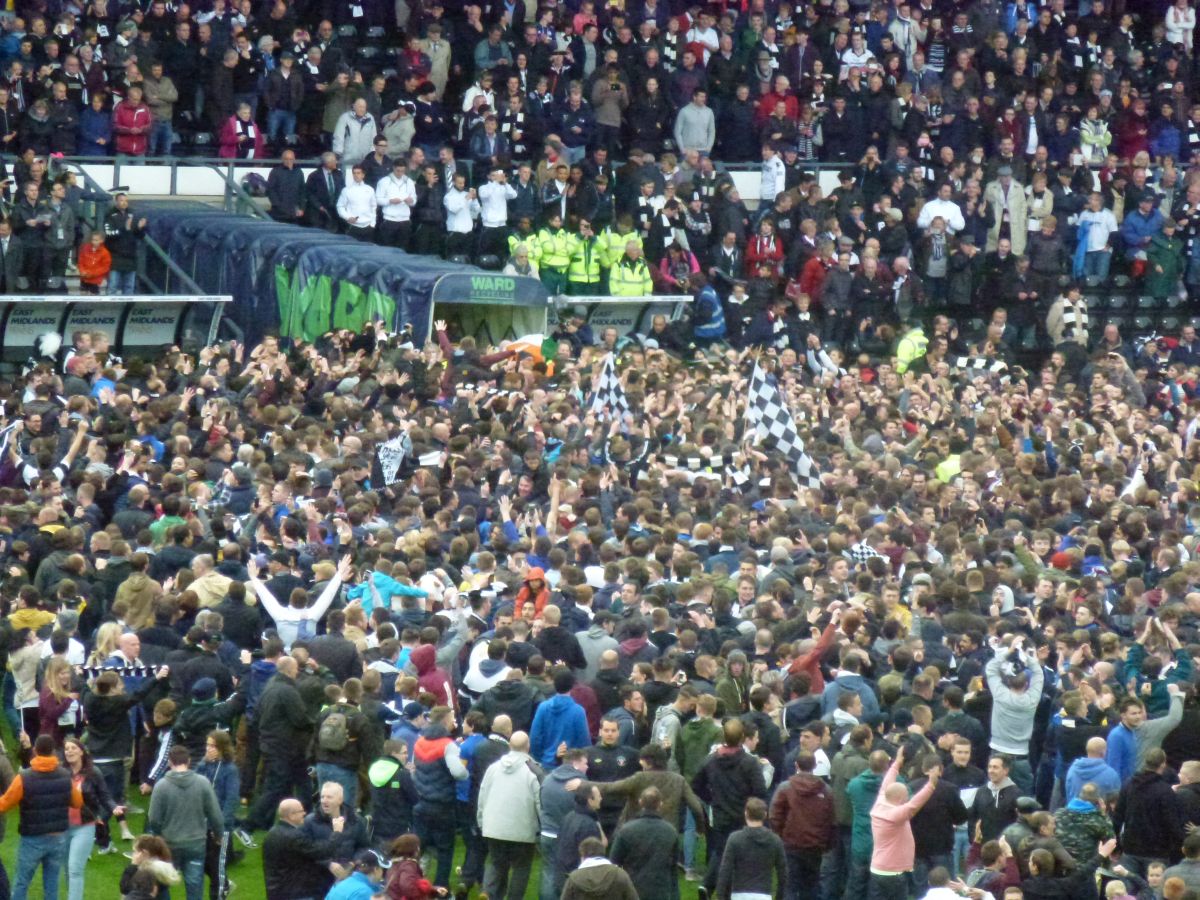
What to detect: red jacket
<box><xmin>798</xmin><ymin>255</ymin><xmax>830</xmax><ymax>299</ymax></box>
<box><xmin>745</xmin><ymin>234</ymin><xmax>784</xmax><ymax>274</ymax></box>
<box><xmin>218</xmin><ymin>114</ymin><xmax>266</xmax><ymax>159</ymax></box>
<box><xmin>77</xmin><ymin>242</ymin><xmax>111</xmax><ymax>286</ymax></box>
<box><xmin>787</xmin><ymin>620</ymin><xmax>839</xmax><ymax>694</ymax></box>
<box><xmin>112</xmin><ymin>101</ymin><xmax>151</xmax><ymax>155</ymax></box>
<box><xmin>769</xmin><ymin>772</ymin><xmax>836</xmax><ymax>850</ymax></box>
<box><xmin>755</xmin><ymin>91</ymin><xmax>799</xmax><ymax>125</ymax></box>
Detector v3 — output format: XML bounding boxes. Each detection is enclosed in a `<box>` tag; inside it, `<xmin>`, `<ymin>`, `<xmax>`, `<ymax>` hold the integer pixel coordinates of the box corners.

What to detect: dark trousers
<box><xmin>413</xmin><ymin>223</ymin><xmax>443</xmax><ymax>256</ymax></box>
<box><xmin>245</xmin><ymin>753</ymin><xmax>308</xmax><ymax>831</ymax></box>
<box><xmin>478</xmin><ymin>225</ymin><xmax>507</xmax><ymax>259</ymax></box>
<box><xmin>238</xmin><ymin>719</ymin><xmax>260</xmax><ymax>800</ymax></box>
<box><xmin>204</xmin><ymin>831</ymin><xmax>230</xmax><ymax>900</ymax></box>
<box><xmin>785</xmin><ymin>847</ymin><xmax>823</xmax><ymax>900</ymax></box>
<box><xmin>867</xmin><ymin>871</ymin><xmax>908</xmax><ymax>900</ymax></box>
<box><xmin>703</xmin><ymin>825</ymin><xmax>735</xmax><ymax>892</ymax></box>
<box><xmin>482</xmin><ymin>838</ymin><xmax>534</xmax><ymax>900</ymax></box>
<box><xmin>414</xmin><ymin>801</ymin><xmax>456</xmax><ymax>887</ymax></box>
<box><xmin>378</xmin><ymin>220</ymin><xmax>411</xmax><ymax>250</ymax></box>
<box><xmin>347</xmin><ymin>225</ymin><xmax>375</xmax><ymax>242</ymax></box>
<box><xmin>458</xmin><ymin>800</ymin><xmax>486</xmax><ymax>886</ymax></box>
<box><xmin>445</xmin><ymin>230</ymin><xmax>475</xmax><ymax>258</ymax></box>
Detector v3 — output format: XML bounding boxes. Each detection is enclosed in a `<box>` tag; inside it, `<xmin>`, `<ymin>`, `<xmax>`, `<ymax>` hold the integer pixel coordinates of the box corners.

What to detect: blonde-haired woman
<box><xmin>89</xmin><ymin>622</ymin><xmax>123</xmax><ymax>668</ymax></box>
<box><xmin>38</xmin><ymin>656</ymin><xmax>80</xmax><ymax>745</ymax></box>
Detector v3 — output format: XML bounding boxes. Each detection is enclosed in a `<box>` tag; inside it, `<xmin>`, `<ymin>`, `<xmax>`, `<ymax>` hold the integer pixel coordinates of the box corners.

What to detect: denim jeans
<box><xmin>169</xmin><ymin>843</ymin><xmax>206</xmax><ymax>900</ymax></box>
<box><xmin>12</xmin><ymin>831</ymin><xmax>66</xmax><ymax>900</ymax></box>
<box><xmin>148</xmin><ymin>120</ymin><xmax>173</xmax><ymax>156</ymax></box>
<box><xmin>314</xmin><ymin>763</ymin><xmax>358</xmax><ymax>810</ymax></box>
<box><xmin>1084</xmin><ymin>249</ymin><xmax>1111</xmax><ymax>279</ymax></box>
<box><xmin>63</xmin><ymin>824</ymin><xmax>95</xmax><ymax>900</ymax></box>
<box><xmin>108</xmin><ymin>270</ymin><xmax>137</xmax><ymax>294</ymax></box>
<box><xmin>683</xmin><ymin>807</ymin><xmax>698</xmax><ymax>870</ymax></box>
<box><xmin>1008</xmin><ymin>758</ymin><xmax>1034</xmax><ymax>796</ymax></box>
<box><xmin>268</xmin><ymin>110</ymin><xmax>297</xmax><ymax>145</ymax></box>
<box><xmin>911</xmin><ymin>852</ymin><xmax>953</xmax><ymax>896</ymax></box>
<box><xmin>842</xmin><ymin>856</ymin><xmax>870</xmax><ymax>900</ymax></box>
<box><xmin>952</xmin><ymin>824</ymin><xmax>970</xmax><ymax>877</ymax></box>
<box><xmin>538</xmin><ymin>834</ymin><xmax>558</xmax><ymax>900</ymax></box>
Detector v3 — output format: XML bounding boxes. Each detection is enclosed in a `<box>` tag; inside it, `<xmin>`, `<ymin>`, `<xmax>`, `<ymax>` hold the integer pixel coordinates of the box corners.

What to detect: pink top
<box><xmin>868</xmin><ymin>758</ymin><xmax>935</xmax><ymax>874</ymax></box>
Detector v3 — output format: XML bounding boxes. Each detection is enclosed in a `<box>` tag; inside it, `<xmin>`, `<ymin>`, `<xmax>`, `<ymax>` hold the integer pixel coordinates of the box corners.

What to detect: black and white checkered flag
<box><xmin>589</xmin><ymin>353</ymin><xmax>630</xmax><ymax>419</ymax></box>
<box><xmin>745</xmin><ymin>361</ymin><xmax>821</xmax><ymax>489</ymax></box>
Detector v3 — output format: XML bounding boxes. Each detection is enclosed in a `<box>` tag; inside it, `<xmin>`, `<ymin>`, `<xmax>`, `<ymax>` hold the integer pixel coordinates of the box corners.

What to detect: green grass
<box><xmin>0</xmin><ymin>803</ymin><xmax>709</xmax><ymax>899</ymax></box>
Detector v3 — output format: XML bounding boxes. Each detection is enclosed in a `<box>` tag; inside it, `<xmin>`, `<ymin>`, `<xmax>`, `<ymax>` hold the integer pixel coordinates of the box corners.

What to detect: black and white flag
<box><xmin>744</xmin><ymin>361</ymin><xmax>821</xmax><ymax>489</ymax></box>
<box><xmin>589</xmin><ymin>352</ymin><xmax>630</xmax><ymax>419</ymax></box>
<box><xmin>375</xmin><ymin>432</ymin><xmax>413</xmax><ymax>486</ymax></box>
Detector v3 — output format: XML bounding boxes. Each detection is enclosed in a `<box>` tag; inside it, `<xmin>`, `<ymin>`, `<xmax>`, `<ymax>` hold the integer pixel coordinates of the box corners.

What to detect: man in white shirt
<box><xmin>1077</xmin><ymin>190</ymin><xmax>1119</xmax><ymax>280</ymax></box>
<box><xmin>443</xmin><ymin>172</ymin><xmax>480</xmax><ymax>258</ymax></box>
<box><xmin>761</xmin><ymin>143</ymin><xmax>785</xmax><ymax>205</ymax></box>
<box><xmin>337</xmin><ymin>164</ymin><xmax>378</xmax><ymax>240</ymax></box>
<box><xmin>375</xmin><ymin>158</ymin><xmax>416</xmax><ymax>249</ymax></box>
<box><xmin>916</xmin><ymin>182</ymin><xmax>966</xmax><ymax>233</ymax></box>
<box><xmin>477</xmin><ymin>166</ymin><xmax>517</xmax><ymax>258</ymax></box>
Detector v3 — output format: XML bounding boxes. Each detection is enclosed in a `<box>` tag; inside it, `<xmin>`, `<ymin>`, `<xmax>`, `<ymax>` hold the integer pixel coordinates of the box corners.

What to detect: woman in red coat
<box><xmin>218</xmin><ymin>103</ymin><xmax>266</xmax><ymax>159</ymax></box>
<box><xmin>111</xmin><ymin>84</ymin><xmax>151</xmax><ymax>155</ymax></box>
<box><xmin>745</xmin><ymin>218</ymin><xmax>785</xmax><ymax>276</ymax></box>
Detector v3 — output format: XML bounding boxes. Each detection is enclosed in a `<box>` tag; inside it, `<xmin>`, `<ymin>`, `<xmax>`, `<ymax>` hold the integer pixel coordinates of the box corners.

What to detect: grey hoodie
<box><xmin>147</xmin><ymin>769</ymin><xmax>224</xmax><ymax>853</ymax></box>
<box><xmin>985</xmin><ymin>653</ymin><xmax>1043</xmax><ymax>755</ymax></box>
<box><xmin>477</xmin><ymin>749</ymin><xmax>542</xmax><ymax>843</ymax></box>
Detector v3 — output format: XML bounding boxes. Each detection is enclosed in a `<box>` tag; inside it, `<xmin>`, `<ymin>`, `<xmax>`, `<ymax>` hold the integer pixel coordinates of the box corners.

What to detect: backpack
<box><xmin>318</xmin><ymin>709</ymin><xmax>350</xmax><ymax>752</ymax></box>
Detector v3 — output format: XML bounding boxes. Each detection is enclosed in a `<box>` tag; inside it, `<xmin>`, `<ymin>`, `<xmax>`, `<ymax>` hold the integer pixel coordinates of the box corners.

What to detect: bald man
<box><xmin>478</xmin><ymin>730</ymin><xmax>542</xmax><ymax>900</ymax></box>
<box><xmin>262</xmin><ymin>797</ymin><xmax>346</xmax><ymax>900</ymax></box>
<box><xmin>590</xmin><ymin>646</ymin><xmax>623</xmax><ymax>712</ymax></box>
<box><xmin>1064</xmin><ymin>737</ymin><xmax>1121</xmax><ymax>802</ymax></box>
<box><xmin>866</xmin><ymin>746</ymin><xmax>936</xmax><ymax>898</ymax></box>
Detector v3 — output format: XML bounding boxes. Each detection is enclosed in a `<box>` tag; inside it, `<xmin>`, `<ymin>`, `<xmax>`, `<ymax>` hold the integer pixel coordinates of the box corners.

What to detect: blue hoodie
<box><xmin>530</xmin><ymin>693</ymin><xmax>590</xmax><ymax>766</ymax></box>
<box><xmin>1064</xmin><ymin>755</ymin><xmax>1122</xmax><ymax>802</ymax></box>
<box><xmin>244</xmin><ymin>659</ymin><xmax>277</xmax><ymax>722</ymax></box>
<box><xmin>346</xmin><ymin>572</ymin><xmax>429</xmax><ymax>616</ymax></box>
<box><xmin>820</xmin><ymin>673</ymin><xmax>881</xmax><ymax>721</ymax></box>
<box><xmin>326</xmin><ymin>870</ymin><xmax>384</xmax><ymax>900</ymax></box>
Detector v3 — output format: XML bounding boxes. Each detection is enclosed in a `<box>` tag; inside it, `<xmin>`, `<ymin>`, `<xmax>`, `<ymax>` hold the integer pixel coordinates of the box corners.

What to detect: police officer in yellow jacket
<box><xmin>536</xmin><ymin>212</ymin><xmax>572</xmax><ymax>295</ymax></box>
<box><xmin>566</xmin><ymin>219</ymin><xmax>603</xmax><ymax>296</ymax></box>
<box><xmin>609</xmin><ymin>241</ymin><xmax>653</xmax><ymax>297</ymax></box>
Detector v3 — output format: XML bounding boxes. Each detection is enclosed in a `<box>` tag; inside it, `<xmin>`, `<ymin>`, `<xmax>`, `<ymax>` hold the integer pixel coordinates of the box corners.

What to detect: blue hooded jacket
<box><xmin>530</xmin><ymin>693</ymin><xmax>590</xmax><ymax>766</ymax></box>
<box><xmin>1064</xmin><ymin>755</ymin><xmax>1122</xmax><ymax>802</ymax></box>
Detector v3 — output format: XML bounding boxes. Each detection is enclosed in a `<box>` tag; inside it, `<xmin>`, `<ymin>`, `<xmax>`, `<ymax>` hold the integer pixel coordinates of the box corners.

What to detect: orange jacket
<box><xmin>0</xmin><ymin>753</ymin><xmax>84</xmax><ymax>813</ymax></box>
<box><xmin>78</xmin><ymin>243</ymin><xmax>112</xmax><ymax>286</ymax></box>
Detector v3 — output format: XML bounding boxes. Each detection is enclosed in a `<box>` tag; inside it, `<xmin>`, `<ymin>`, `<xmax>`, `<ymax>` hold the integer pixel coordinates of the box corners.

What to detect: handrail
<box><xmin>173</xmin><ymin>157</ymin><xmax>268</xmax><ymax>218</ymax></box>
<box><xmin>138</xmin><ymin>233</ymin><xmax>206</xmax><ymax>295</ymax></box>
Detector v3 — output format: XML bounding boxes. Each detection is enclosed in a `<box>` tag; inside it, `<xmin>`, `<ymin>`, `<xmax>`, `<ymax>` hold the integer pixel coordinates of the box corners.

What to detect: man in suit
<box><xmin>709</xmin><ymin>230</ymin><xmax>744</xmax><ymax>290</ymax></box>
<box><xmin>0</xmin><ymin>218</ymin><xmax>25</xmax><ymax>292</ymax></box>
<box><xmin>304</xmin><ymin>151</ymin><xmax>344</xmax><ymax>232</ymax></box>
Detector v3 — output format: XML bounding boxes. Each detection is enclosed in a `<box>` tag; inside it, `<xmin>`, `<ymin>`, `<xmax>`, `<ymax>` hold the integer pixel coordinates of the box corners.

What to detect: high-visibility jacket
<box><xmin>566</xmin><ymin>234</ymin><xmax>602</xmax><ymax>285</ymax></box>
<box><xmin>895</xmin><ymin>327</ymin><xmax>928</xmax><ymax>374</ymax></box>
<box><xmin>598</xmin><ymin>227</ymin><xmax>642</xmax><ymax>268</ymax></box>
<box><xmin>537</xmin><ymin>227</ymin><xmax>571</xmax><ymax>270</ymax></box>
<box><xmin>609</xmin><ymin>255</ymin><xmax>653</xmax><ymax>296</ymax></box>
<box><xmin>508</xmin><ymin>231</ymin><xmax>541</xmax><ymax>263</ymax></box>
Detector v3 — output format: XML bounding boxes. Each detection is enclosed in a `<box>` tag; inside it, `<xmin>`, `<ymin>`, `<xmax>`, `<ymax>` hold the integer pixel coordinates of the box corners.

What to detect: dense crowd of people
<box><xmin>1</xmin><ymin>1</ymin><xmax>1200</xmax><ymax>900</ymax></box>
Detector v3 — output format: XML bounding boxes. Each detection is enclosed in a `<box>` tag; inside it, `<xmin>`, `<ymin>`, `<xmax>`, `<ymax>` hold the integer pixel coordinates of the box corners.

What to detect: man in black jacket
<box><xmin>304</xmin><ymin>152</ymin><xmax>344</xmax><ymax>232</ymax></box>
<box><xmin>909</xmin><ymin>755</ymin><xmax>970</xmax><ymax>889</ymax></box>
<box><xmin>262</xmin><ymin>797</ymin><xmax>346</xmax><ymax>900</ymax></box>
<box><xmin>307</xmin><ymin>610</ymin><xmax>361</xmax><ymax>683</ymax></box>
<box><xmin>243</xmin><ymin>657</ymin><xmax>314</xmax><ymax>834</ymax></box>
<box><xmin>693</xmin><ymin>718</ymin><xmax>769</xmax><ymax>895</ymax></box>
<box><xmin>266</xmin><ymin>149</ymin><xmax>306</xmax><ymax>223</ymax></box>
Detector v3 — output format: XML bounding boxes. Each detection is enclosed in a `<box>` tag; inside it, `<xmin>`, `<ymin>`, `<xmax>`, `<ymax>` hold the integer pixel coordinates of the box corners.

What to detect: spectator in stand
<box><xmin>77</xmin><ymin>230</ymin><xmax>111</xmax><ymax>295</ymax></box>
